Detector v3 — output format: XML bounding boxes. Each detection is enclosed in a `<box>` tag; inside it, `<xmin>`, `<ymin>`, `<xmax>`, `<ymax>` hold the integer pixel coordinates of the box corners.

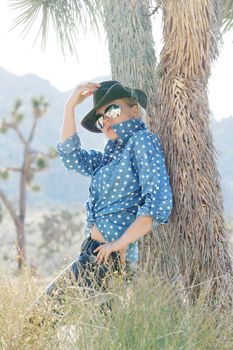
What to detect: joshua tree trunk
<box><xmin>102</xmin><ymin>0</ymin><xmax>160</xmax><ymax>131</ymax></box>
<box><xmin>155</xmin><ymin>0</ymin><xmax>233</xmax><ymax>303</ymax></box>
<box><xmin>16</xmin><ymin>221</ymin><xmax>26</xmax><ymax>270</ymax></box>
<box><xmin>0</xmin><ymin>189</ymin><xmax>26</xmax><ymax>270</ymax></box>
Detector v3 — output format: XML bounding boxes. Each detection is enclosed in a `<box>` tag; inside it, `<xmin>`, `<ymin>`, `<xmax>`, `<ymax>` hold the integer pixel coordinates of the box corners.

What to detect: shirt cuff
<box><xmin>56</xmin><ymin>131</ymin><xmax>81</xmax><ymax>153</ymax></box>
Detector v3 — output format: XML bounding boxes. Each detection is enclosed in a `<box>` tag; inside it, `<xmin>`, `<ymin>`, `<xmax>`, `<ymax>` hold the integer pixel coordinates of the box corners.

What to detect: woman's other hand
<box><xmin>66</xmin><ymin>81</ymin><xmax>101</xmax><ymax>109</ymax></box>
<box><xmin>93</xmin><ymin>240</ymin><xmax>127</xmax><ymax>265</ymax></box>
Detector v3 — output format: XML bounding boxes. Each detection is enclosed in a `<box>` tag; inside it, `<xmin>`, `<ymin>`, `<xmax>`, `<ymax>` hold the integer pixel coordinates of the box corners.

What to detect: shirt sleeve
<box><xmin>56</xmin><ymin>131</ymin><xmax>103</xmax><ymax>177</ymax></box>
<box><xmin>131</xmin><ymin>132</ymin><xmax>173</xmax><ymax>230</ymax></box>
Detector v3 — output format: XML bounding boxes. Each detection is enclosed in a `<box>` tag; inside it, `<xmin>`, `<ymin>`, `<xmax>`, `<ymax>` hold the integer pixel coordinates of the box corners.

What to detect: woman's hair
<box><xmin>122</xmin><ymin>96</ymin><xmax>147</xmax><ymax>122</ymax></box>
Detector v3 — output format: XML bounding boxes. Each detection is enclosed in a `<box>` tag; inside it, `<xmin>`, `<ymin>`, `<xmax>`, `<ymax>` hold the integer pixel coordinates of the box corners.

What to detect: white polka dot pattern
<box><xmin>56</xmin><ymin>131</ymin><xmax>103</xmax><ymax>176</ymax></box>
<box><xmin>56</xmin><ymin>118</ymin><xmax>173</xmax><ymax>263</ymax></box>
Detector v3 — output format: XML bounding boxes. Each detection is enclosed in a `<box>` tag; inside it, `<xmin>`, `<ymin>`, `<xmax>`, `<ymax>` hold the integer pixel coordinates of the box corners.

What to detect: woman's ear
<box><xmin>132</xmin><ymin>104</ymin><xmax>139</xmax><ymax>116</ymax></box>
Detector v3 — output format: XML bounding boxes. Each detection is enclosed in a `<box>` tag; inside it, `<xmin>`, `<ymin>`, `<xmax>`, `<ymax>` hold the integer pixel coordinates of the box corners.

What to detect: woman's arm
<box><xmin>60</xmin><ymin>103</ymin><xmax>77</xmax><ymax>143</ymax></box>
<box><xmin>131</xmin><ymin>131</ymin><xmax>173</xmax><ymax>226</ymax></box>
<box><xmin>93</xmin><ymin>215</ymin><xmax>153</xmax><ymax>264</ymax></box>
<box><xmin>114</xmin><ymin>215</ymin><xmax>153</xmax><ymax>249</ymax></box>
<box><xmin>59</xmin><ymin>81</ymin><xmax>100</xmax><ymax>143</ymax></box>
<box><xmin>56</xmin><ymin>82</ymin><xmax>104</xmax><ymax>177</ymax></box>
<box><xmin>56</xmin><ymin>132</ymin><xmax>104</xmax><ymax>177</ymax></box>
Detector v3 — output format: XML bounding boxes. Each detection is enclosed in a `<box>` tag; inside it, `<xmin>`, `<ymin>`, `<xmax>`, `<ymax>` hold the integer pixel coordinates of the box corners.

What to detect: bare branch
<box><xmin>27</xmin><ymin>116</ymin><xmax>37</xmax><ymax>144</ymax></box>
<box><xmin>0</xmin><ymin>188</ymin><xmax>20</xmax><ymax>227</ymax></box>
<box><xmin>12</xmin><ymin>124</ymin><xmax>27</xmax><ymax>145</ymax></box>
<box><xmin>221</xmin><ymin>0</ymin><xmax>233</xmax><ymax>33</ymax></box>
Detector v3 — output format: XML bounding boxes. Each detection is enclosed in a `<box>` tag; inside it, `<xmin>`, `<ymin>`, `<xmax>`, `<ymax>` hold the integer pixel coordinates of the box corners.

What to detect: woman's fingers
<box><xmin>119</xmin><ymin>250</ymin><xmax>126</xmax><ymax>265</ymax></box>
<box><xmin>96</xmin><ymin>250</ymin><xmax>107</xmax><ymax>264</ymax></box>
<box><xmin>93</xmin><ymin>246</ymin><xmax>101</xmax><ymax>253</ymax></box>
<box><xmin>79</xmin><ymin>83</ymin><xmax>100</xmax><ymax>96</ymax></box>
<box><xmin>80</xmin><ymin>89</ymin><xmax>97</xmax><ymax>96</ymax></box>
<box><xmin>67</xmin><ymin>82</ymin><xmax>100</xmax><ymax>107</ymax></box>
<box><xmin>79</xmin><ymin>82</ymin><xmax>100</xmax><ymax>90</ymax></box>
<box><xmin>93</xmin><ymin>246</ymin><xmax>104</xmax><ymax>263</ymax></box>
<box><xmin>94</xmin><ymin>244</ymin><xmax>112</xmax><ymax>264</ymax></box>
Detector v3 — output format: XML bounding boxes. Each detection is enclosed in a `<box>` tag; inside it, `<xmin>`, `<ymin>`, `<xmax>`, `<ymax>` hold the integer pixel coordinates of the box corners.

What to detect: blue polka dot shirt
<box><xmin>56</xmin><ymin>118</ymin><xmax>173</xmax><ymax>263</ymax></box>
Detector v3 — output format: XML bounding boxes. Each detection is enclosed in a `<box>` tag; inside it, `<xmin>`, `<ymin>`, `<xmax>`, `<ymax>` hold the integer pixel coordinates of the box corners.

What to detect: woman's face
<box><xmin>95</xmin><ymin>98</ymin><xmax>139</xmax><ymax>141</ymax></box>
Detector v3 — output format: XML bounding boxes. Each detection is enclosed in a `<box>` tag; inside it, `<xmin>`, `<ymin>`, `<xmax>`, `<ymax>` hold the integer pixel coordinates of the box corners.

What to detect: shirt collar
<box><xmin>104</xmin><ymin>118</ymin><xmax>147</xmax><ymax>150</ymax></box>
<box><xmin>112</xmin><ymin>118</ymin><xmax>147</xmax><ymax>145</ymax></box>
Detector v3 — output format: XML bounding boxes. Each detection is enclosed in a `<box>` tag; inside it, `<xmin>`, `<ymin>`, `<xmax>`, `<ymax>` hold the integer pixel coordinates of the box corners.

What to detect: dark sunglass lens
<box><xmin>104</xmin><ymin>104</ymin><xmax>119</xmax><ymax>113</ymax></box>
<box><xmin>104</xmin><ymin>104</ymin><xmax>121</xmax><ymax>118</ymax></box>
<box><xmin>95</xmin><ymin>116</ymin><xmax>104</xmax><ymax>130</ymax></box>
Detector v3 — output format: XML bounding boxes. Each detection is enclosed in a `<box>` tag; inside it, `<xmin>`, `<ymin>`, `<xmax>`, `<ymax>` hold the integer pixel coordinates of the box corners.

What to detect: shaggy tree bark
<box><xmin>102</xmin><ymin>0</ymin><xmax>160</xmax><ymax>131</ymax></box>
<box><xmin>156</xmin><ymin>0</ymin><xmax>233</xmax><ymax>303</ymax></box>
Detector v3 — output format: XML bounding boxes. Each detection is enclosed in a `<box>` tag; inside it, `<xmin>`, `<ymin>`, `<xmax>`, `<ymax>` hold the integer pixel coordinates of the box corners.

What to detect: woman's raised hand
<box><xmin>66</xmin><ymin>81</ymin><xmax>101</xmax><ymax>109</ymax></box>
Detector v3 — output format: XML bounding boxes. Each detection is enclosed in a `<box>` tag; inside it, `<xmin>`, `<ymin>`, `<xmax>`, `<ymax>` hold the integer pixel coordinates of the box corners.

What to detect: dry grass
<box><xmin>1</xmin><ymin>264</ymin><xmax>233</xmax><ymax>350</ymax></box>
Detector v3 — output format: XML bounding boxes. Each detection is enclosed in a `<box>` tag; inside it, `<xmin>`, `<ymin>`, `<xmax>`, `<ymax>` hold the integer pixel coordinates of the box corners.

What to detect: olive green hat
<box><xmin>80</xmin><ymin>80</ymin><xmax>148</xmax><ymax>133</ymax></box>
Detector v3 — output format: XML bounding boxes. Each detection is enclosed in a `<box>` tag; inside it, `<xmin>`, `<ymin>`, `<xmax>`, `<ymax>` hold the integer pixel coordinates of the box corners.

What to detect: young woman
<box><xmin>34</xmin><ymin>80</ymin><xmax>173</xmax><ymax>318</ymax></box>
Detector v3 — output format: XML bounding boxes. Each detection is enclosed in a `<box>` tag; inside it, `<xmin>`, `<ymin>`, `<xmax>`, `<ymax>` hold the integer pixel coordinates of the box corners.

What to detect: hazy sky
<box><xmin>0</xmin><ymin>0</ymin><xmax>232</xmax><ymax>121</ymax></box>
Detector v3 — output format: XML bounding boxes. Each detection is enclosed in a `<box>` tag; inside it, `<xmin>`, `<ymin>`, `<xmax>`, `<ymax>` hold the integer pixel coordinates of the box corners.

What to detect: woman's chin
<box><xmin>105</xmin><ymin>127</ymin><xmax>114</xmax><ymax>135</ymax></box>
<box><xmin>103</xmin><ymin>127</ymin><xmax>118</xmax><ymax>140</ymax></box>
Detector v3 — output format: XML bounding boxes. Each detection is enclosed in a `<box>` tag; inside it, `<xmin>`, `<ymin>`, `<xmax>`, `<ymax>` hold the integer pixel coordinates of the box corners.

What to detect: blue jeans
<box><xmin>28</xmin><ymin>238</ymin><xmax>138</xmax><ymax>325</ymax></box>
<box><xmin>43</xmin><ymin>237</ymin><xmax>138</xmax><ymax>314</ymax></box>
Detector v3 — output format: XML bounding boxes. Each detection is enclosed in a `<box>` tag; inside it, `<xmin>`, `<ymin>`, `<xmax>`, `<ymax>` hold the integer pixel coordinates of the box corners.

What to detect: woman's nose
<box><xmin>103</xmin><ymin>117</ymin><xmax>110</xmax><ymax>126</ymax></box>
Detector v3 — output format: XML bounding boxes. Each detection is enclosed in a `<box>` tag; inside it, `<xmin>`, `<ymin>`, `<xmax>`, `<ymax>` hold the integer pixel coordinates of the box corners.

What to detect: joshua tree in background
<box><xmin>0</xmin><ymin>97</ymin><xmax>57</xmax><ymax>270</ymax></box>
<box><xmin>9</xmin><ymin>0</ymin><xmax>233</xmax><ymax>303</ymax></box>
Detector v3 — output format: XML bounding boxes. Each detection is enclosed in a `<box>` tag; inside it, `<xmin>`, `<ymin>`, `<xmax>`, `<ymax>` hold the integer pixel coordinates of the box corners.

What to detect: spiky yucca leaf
<box><xmin>8</xmin><ymin>0</ymin><xmax>104</xmax><ymax>59</ymax></box>
<box><xmin>221</xmin><ymin>0</ymin><xmax>233</xmax><ymax>33</ymax></box>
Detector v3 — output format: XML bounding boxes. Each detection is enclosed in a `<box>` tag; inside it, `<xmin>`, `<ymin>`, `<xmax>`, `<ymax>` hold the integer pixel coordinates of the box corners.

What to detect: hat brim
<box><xmin>80</xmin><ymin>83</ymin><xmax>147</xmax><ymax>133</ymax></box>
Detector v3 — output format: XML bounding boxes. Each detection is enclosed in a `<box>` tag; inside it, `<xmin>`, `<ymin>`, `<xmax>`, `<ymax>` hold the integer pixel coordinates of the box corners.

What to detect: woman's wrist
<box><xmin>65</xmin><ymin>101</ymin><xmax>77</xmax><ymax>111</ymax></box>
<box><xmin>113</xmin><ymin>238</ymin><xmax>128</xmax><ymax>252</ymax></box>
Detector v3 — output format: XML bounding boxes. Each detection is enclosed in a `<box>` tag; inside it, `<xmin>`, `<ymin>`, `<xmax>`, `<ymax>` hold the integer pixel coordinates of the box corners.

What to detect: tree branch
<box><xmin>0</xmin><ymin>188</ymin><xmax>20</xmax><ymax>227</ymax></box>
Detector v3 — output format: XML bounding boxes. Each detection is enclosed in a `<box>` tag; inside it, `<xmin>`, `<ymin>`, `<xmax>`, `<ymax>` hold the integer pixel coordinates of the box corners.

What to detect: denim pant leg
<box><xmin>44</xmin><ymin>253</ymin><xmax>90</xmax><ymax>299</ymax></box>
<box><xmin>28</xmin><ymin>245</ymin><xmax>111</xmax><ymax>326</ymax></box>
<box><xmin>44</xmin><ymin>240</ymin><xmax>140</xmax><ymax>317</ymax></box>
<box><xmin>44</xmin><ymin>238</ymin><xmax>120</xmax><ymax>302</ymax></box>
<box><xmin>29</xmin><ymin>238</ymin><xmax>139</xmax><ymax>324</ymax></box>
<box><xmin>44</xmin><ymin>249</ymin><xmax>138</xmax><ymax>301</ymax></box>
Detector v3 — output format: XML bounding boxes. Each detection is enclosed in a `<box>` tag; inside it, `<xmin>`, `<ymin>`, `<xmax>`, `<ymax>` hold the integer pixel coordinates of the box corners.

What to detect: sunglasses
<box><xmin>95</xmin><ymin>103</ymin><xmax>121</xmax><ymax>131</ymax></box>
